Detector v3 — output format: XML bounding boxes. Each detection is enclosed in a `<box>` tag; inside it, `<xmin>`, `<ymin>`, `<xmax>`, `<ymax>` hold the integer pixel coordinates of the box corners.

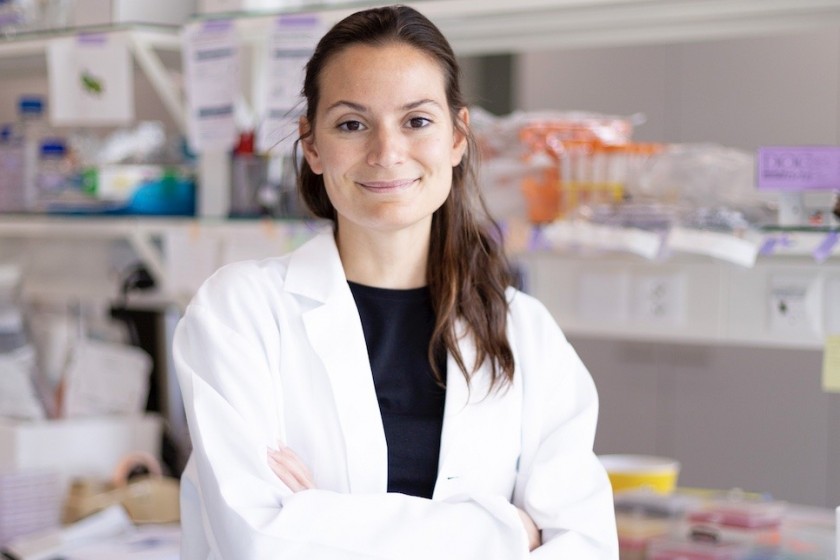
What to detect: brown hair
<box><xmin>296</xmin><ymin>5</ymin><xmax>514</xmax><ymax>390</ymax></box>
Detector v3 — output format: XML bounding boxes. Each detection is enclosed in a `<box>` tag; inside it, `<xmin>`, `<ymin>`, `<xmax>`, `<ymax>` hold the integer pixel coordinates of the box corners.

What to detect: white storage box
<box><xmin>73</xmin><ymin>0</ymin><xmax>196</xmax><ymax>27</ymax></box>
<box><xmin>0</xmin><ymin>414</ymin><xmax>162</xmax><ymax>493</ymax></box>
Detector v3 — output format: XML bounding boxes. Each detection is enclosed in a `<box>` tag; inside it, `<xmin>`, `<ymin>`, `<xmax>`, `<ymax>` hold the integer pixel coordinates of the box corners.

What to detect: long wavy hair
<box><xmin>296</xmin><ymin>5</ymin><xmax>514</xmax><ymax>391</ymax></box>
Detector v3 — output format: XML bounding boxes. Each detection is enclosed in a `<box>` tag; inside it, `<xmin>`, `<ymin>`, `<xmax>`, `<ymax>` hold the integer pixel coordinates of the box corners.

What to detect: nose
<box><xmin>367</xmin><ymin>125</ymin><xmax>405</xmax><ymax>168</ymax></box>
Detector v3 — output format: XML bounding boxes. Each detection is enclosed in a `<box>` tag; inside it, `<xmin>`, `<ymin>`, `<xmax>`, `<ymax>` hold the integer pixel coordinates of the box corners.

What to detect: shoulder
<box><xmin>505</xmin><ymin>286</ymin><xmax>567</xmax><ymax>343</ymax></box>
<box><xmin>504</xmin><ymin>287</ymin><xmax>592</xmax><ymax>393</ymax></box>
<box><xmin>193</xmin><ymin>255</ymin><xmax>292</xmax><ymax>310</ymax></box>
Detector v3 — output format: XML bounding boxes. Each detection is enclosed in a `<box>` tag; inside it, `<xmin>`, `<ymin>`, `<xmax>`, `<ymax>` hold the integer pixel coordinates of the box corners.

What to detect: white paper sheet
<box><xmin>0</xmin><ymin>346</ymin><xmax>47</xmax><ymax>420</ymax></box>
<box><xmin>667</xmin><ymin>227</ymin><xmax>760</xmax><ymax>267</ymax></box>
<box><xmin>182</xmin><ymin>19</ymin><xmax>239</xmax><ymax>153</ymax></box>
<box><xmin>257</xmin><ymin>13</ymin><xmax>324</xmax><ymax>155</ymax></box>
<box><xmin>61</xmin><ymin>339</ymin><xmax>152</xmax><ymax>418</ymax></box>
<box><xmin>47</xmin><ymin>34</ymin><xmax>134</xmax><ymax>126</ymax></box>
<box><xmin>63</xmin><ymin>524</ymin><xmax>180</xmax><ymax>560</ymax></box>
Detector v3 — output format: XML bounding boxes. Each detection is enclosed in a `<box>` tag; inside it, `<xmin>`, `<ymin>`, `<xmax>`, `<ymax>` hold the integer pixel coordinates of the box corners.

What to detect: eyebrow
<box><xmin>324</xmin><ymin>98</ymin><xmax>443</xmax><ymax>114</ymax></box>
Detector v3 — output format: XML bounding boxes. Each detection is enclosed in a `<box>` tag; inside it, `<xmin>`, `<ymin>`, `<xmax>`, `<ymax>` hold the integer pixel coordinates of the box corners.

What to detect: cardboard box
<box><xmin>0</xmin><ymin>414</ymin><xmax>162</xmax><ymax>493</ymax></box>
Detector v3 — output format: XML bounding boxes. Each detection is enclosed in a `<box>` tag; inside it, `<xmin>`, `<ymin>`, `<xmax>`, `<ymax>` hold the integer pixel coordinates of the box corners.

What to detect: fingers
<box><xmin>267</xmin><ymin>446</ymin><xmax>316</xmax><ymax>493</ymax></box>
<box><xmin>516</xmin><ymin>507</ymin><xmax>542</xmax><ymax>552</ymax></box>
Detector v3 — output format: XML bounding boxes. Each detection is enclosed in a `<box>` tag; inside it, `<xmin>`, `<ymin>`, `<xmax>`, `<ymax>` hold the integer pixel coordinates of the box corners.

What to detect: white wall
<box><xmin>515</xmin><ymin>27</ymin><xmax>840</xmax><ymax>507</ymax></box>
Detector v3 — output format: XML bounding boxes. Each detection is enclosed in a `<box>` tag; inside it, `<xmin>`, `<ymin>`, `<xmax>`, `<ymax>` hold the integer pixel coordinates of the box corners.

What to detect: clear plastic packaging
<box><xmin>0</xmin><ymin>0</ymin><xmax>39</xmax><ymax>35</ymax></box>
<box><xmin>0</xmin><ymin>263</ymin><xmax>49</xmax><ymax>420</ymax></box>
<box><xmin>629</xmin><ymin>143</ymin><xmax>776</xmax><ymax>231</ymax></box>
<box><xmin>0</xmin><ymin>124</ymin><xmax>26</xmax><ymax>212</ymax></box>
<box><xmin>35</xmin><ymin>0</ymin><xmax>71</xmax><ymax>30</ymax></box>
<box><xmin>18</xmin><ymin>95</ymin><xmax>49</xmax><ymax>211</ymax></box>
<box><xmin>471</xmin><ymin>107</ymin><xmax>641</xmax><ymax>224</ymax></box>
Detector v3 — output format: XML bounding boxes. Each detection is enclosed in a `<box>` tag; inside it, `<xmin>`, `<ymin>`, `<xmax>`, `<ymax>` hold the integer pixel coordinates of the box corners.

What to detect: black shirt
<box><xmin>348</xmin><ymin>281</ymin><xmax>447</xmax><ymax>499</ymax></box>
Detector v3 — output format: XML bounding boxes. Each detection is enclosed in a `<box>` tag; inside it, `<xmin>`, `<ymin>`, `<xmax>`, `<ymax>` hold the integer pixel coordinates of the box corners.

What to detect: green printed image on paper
<box><xmin>81</xmin><ymin>70</ymin><xmax>105</xmax><ymax>95</ymax></box>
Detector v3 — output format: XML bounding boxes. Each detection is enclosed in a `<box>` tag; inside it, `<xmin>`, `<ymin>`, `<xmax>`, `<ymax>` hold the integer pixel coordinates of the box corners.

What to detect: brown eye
<box><xmin>338</xmin><ymin>120</ymin><xmax>365</xmax><ymax>132</ymax></box>
<box><xmin>408</xmin><ymin>117</ymin><xmax>431</xmax><ymax>129</ymax></box>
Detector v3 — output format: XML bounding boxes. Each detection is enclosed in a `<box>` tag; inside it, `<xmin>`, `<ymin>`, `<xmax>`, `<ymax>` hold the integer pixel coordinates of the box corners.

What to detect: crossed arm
<box><xmin>267</xmin><ymin>445</ymin><xmax>542</xmax><ymax>551</ymax></box>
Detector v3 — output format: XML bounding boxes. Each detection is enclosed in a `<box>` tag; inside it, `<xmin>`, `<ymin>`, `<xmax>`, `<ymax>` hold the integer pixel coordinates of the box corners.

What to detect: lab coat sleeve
<box><xmin>510</xmin><ymin>294</ymin><xmax>619</xmax><ymax>559</ymax></box>
<box><xmin>174</xmin><ymin>268</ymin><xmax>531</xmax><ymax>560</ymax></box>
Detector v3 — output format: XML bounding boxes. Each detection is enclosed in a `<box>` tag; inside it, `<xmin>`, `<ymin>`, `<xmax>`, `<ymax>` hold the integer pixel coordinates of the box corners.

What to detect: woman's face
<box><xmin>301</xmin><ymin>42</ymin><xmax>468</xmax><ymax>237</ymax></box>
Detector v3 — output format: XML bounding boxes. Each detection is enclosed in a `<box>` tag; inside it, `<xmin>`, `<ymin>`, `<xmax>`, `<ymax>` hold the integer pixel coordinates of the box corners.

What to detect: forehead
<box><xmin>317</xmin><ymin>42</ymin><xmax>449</xmax><ymax>109</ymax></box>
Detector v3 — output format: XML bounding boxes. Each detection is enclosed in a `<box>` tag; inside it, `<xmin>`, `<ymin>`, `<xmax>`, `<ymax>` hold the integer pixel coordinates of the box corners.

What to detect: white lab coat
<box><xmin>174</xmin><ymin>229</ymin><xmax>618</xmax><ymax>560</ymax></box>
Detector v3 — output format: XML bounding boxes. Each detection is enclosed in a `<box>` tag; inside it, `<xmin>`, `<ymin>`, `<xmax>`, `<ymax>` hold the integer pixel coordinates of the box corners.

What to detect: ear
<box><xmin>299</xmin><ymin>116</ymin><xmax>323</xmax><ymax>175</ymax></box>
<box><xmin>451</xmin><ymin>107</ymin><xmax>469</xmax><ymax>167</ymax></box>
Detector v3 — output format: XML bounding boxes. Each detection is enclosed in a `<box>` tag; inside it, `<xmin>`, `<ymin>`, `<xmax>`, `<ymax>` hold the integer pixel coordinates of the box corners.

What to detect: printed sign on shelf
<box><xmin>257</xmin><ymin>13</ymin><xmax>325</xmax><ymax>155</ymax></box>
<box><xmin>757</xmin><ymin>146</ymin><xmax>840</xmax><ymax>191</ymax></box>
<box><xmin>182</xmin><ymin>19</ymin><xmax>239</xmax><ymax>153</ymax></box>
<box><xmin>47</xmin><ymin>33</ymin><xmax>134</xmax><ymax>126</ymax></box>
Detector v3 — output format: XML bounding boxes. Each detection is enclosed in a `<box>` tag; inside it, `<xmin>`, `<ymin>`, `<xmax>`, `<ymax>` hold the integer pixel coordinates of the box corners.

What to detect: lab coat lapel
<box><xmin>434</xmin><ymin>320</ymin><xmax>522</xmax><ymax>501</ymax></box>
<box><xmin>435</xmin><ymin>323</ymin><xmax>493</xmax><ymax>499</ymax></box>
<box><xmin>285</xmin><ymin>231</ymin><xmax>388</xmax><ymax>494</ymax></box>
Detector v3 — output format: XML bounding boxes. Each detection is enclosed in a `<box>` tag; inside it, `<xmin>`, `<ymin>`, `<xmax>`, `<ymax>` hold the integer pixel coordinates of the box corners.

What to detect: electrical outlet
<box><xmin>768</xmin><ymin>275</ymin><xmax>820</xmax><ymax>334</ymax></box>
<box><xmin>632</xmin><ymin>274</ymin><xmax>685</xmax><ymax>325</ymax></box>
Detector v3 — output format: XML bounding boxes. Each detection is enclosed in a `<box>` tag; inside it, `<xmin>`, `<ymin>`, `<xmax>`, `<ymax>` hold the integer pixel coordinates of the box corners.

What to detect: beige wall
<box><xmin>516</xmin><ymin>27</ymin><xmax>840</xmax><ymax>150</ymax></box>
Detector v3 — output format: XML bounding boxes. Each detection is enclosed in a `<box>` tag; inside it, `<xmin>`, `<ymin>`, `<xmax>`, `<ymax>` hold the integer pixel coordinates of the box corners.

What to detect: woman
<box><xmin>174</xmin><ymin>5</ymin><xmax>618</xmax><ymax>559</ymax></box>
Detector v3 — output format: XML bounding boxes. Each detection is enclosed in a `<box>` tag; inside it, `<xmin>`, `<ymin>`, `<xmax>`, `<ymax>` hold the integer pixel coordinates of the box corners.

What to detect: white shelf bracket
<box><xmin>127</xmin><ymin>230</ymin><xmax>168</xmax><ymax>292</ymax></box>
<box><xmin>128</xmin><ymin>32</ymin><xmax>188</xmax><ymax>135</ymax></box>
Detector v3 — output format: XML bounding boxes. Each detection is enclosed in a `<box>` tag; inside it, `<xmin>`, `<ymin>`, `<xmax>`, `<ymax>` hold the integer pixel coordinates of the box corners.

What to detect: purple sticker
<box><xmin>528</xmin><ymin>226</ymin><xmax>551</xmax><ymax>252</ymax></box>
<box><xmin>757</xmin><ymin>146</ymin><xmax>840</xmax><ymax>191</ymax></box>
<box><xmin>76</xmin><ymin>33</ymin><xmax>107</xmax><ymax>45</ymax></box>
<box><xmin>277</xmin><ymin>14</ymin><xmax>319</xmax><ymax>28</ymax></box>
<box><xmin>202</xmin><ymin>19</ymin><xmax>233</xmax><ymax>33</ymax></box>
<box><xmin>813</xmin><ymin>231</ymin><xmax>839</xmax><ymax>263</ymax></box>
<box><xmin>759</xmin><ymin>234</ymin><xmax>795</xmax><ymax>257</ymax></box>
<box><xmin>759</xmin><ymin>238</ymin><xmax>778</xmax><ymax>256</ymax></box>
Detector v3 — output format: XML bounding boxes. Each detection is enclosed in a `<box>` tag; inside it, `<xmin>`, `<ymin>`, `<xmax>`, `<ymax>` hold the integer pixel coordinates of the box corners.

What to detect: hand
<box><xmin>516</xmin><ymin>507</ymin><xmax>541</xmax><ymax>552</ymax></box>
<box><xmin>267</xmin><ymin>445</ymin><xmax>315</xmax><ymax>492</ymax></box>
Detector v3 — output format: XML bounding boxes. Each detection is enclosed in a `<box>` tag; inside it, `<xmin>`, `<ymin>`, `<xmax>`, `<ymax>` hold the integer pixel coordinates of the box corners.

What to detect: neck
<box><xmin>336</xmin><ymin>220</ymin><xmax>432</xmax><ymax>289</ymax></box>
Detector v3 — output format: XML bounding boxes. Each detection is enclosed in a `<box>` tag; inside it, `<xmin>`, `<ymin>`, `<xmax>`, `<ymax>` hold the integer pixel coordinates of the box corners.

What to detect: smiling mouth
<box><xmin>357</xmin><ymin>179</ymin><xmax>418</xmax><ymax>192</ymax></box>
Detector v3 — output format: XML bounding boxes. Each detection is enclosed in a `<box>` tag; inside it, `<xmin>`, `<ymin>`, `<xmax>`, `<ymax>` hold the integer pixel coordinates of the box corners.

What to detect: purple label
<box><xmin>813</xmin><ymin>231</ymin><xmax>839</xmax><ymax>263</ymax></box>
<box><xmin>528</xmin><ymin>226</ymin><xmax>551</xmax><ymax>252</ymax></box>
<box><xmin>757</xmin><ymin>146</ymin><xmax>840</xmax><ymax>191</ymax></box>
<box><xmin>202</xmin><ymin>19</ymin><xmax>233</xmax><ymax>33</ymax></box>
<box><xmin>277</xmin><ymin>14</ymin><xmax>319</xmax><ymax>28</ymax></box>
<box><xmin>77</xmin><ymin>33</ymin><xmax>108</xmax><ymax>45</ymax></box>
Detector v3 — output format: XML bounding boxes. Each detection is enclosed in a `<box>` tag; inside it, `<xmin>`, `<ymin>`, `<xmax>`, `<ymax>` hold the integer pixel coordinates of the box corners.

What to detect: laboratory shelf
<box><xmin>0</xmin><ymin>215</ymin><xmax>322</xmax><ymax>291</ymax></box>
<box><xmin>0</xmin><ymin>24</ymin><xmax>180</xmax><ymax>57</ymax></box>
<box><xmin>0</xmin><ymin>215</ymin><xmax>837</xmax><ymax>349</ymax></box>
<box><xmin>0</xmin><ymin>24</ymin><xmax>185</xmax><ymax>133</ymax></box>
<box><xmin>1</xmin><ymin>214</ymin><xmax>835</xmax><ymax>260</ymax></box>
<box><xmin>0</xmin><ymin>214</ymin><xmax>312</xmax><ymax>238</ymax></box>
<box><xmin>187</xmin><ymin>0</ymin><xmax>840</xmax><ymax>56</ymax></box>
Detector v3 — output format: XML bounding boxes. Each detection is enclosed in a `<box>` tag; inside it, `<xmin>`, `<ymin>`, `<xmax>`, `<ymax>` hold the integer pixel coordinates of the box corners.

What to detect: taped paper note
<box><xmin>668</xmin><ymin>227</ymin><xmax>759</xmax><ymax>267</ymax></box>
<box><xmin>48</xmin><ymin>34</ymin><xmax>134</xmax><ymax>126</ymax></box>
<box><xmin>822</xmin><ymin>335</ymin><xmax>840</xmax><ymax>393</ymax></box>
<box><xmin>62</xmin><ymin>339</ymin><xmax>152</xmax><ymax>417</ymax></box>
<box><xmin>182</xmin><ymin>19</ymin><xmax>239</xmax><ymax>153</ymax></box>
<box><xmin>257</xmin><ymin>14</ymin><xmax>325</xmax><ymax>155</ymax></box>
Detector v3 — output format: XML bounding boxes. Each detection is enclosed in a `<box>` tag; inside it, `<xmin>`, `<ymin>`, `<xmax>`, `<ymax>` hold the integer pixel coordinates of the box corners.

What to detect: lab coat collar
<box><xmin>284</xmin><ymin>228</ymin><xmax>343</xmax><ymax>303</ymax></box>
